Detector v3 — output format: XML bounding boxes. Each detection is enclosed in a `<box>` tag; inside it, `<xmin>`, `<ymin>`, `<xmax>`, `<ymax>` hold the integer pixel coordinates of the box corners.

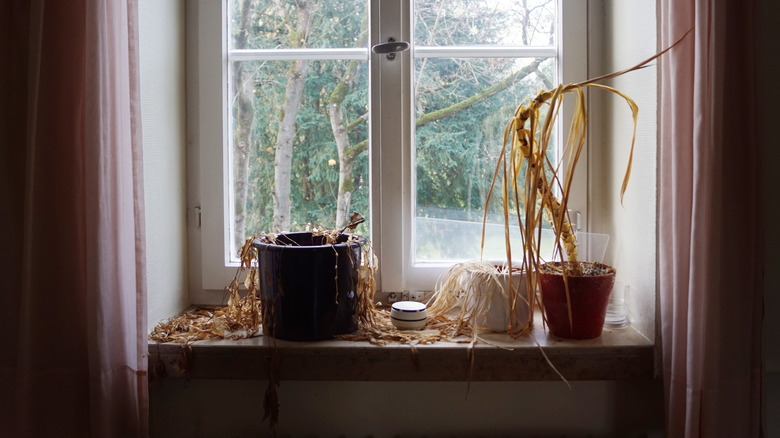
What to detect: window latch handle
<box><xmin>371</xmin><ymin>38</ymin><xmax>410</xmax><ymax>61</ymax></box>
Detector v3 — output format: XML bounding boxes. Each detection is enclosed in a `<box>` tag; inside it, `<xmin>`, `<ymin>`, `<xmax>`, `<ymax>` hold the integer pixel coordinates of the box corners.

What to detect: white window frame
<box><xmin>191</xmin><ymin>0</ymin><xmax>588</xmax><ymax>297</ymax></box>
<box><xmin>375</xmin><ymin>0</ymin><xmax>588</xmax><ymax>293</ymax></box>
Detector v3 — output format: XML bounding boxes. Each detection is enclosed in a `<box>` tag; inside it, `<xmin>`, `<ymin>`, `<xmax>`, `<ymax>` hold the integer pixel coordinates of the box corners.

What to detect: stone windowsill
<box><xmin>148</xmin><ymin>314</ymin><xmax>654</xmax><ymax>382</ymax></box>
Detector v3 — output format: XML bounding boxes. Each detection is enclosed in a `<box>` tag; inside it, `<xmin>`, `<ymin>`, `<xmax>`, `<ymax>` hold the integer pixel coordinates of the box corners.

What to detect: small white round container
<box><xmin>390</xmin><ymin>301</ymin><xmax>428</xmax><ymax>330</ymax></box>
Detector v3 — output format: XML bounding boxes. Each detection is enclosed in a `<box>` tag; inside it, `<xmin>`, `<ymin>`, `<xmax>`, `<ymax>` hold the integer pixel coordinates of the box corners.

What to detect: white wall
<box><xmin>140</xmin><ymin>0</ymin><xmax>189</xmax><ymax>332</ymax></box>
<box><xmin>588</xmin><ymin>0</ymin><xmax>658</xmax><ymax>342</ymax></box>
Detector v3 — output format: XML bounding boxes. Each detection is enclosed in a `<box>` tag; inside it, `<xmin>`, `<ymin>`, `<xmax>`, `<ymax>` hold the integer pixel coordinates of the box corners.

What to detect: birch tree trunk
<box><xmin>328</xmin><ymin>60</ymin><xmax>361</xmax><ymax>228</ymax></box>
<box><xmin>271</xmin><ymin>0</ymin><xmax>312</xmax><ymax>232</ymax></box>
<box><xmin>329</xmin><ymin>105</ymin><xmax>353</xmax><ymax>228</ymax></box>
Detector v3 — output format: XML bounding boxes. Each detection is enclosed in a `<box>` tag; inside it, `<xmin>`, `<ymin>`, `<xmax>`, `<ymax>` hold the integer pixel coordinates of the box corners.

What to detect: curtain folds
<box><xmin>0</xmin><ymin>0</ymin><xmax>148</xmax><ymax>436</ymax></box>
<box><xmin>659</xmin><ymin>0</ymin><xmax>764</xmax><ymax>436</ymax></box>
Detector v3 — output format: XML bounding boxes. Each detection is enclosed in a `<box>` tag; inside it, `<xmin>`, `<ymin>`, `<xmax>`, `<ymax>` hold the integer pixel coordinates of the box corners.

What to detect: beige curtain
<box><xmin>659</xmin><ymin>0</ymin><xmax>764</xmax><ymax>436</ymax></box>
<box><xmin>0</xmin><ymin>0</ymin><xmax>148</xmax><ymax>436</ymax></box>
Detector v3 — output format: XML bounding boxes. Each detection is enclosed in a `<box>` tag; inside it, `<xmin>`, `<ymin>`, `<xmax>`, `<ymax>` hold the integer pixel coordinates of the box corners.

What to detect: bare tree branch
<box><xmin>415</xmin><ymin>57</ymin><xmax>544</xmax><ymax>128</ymax></box>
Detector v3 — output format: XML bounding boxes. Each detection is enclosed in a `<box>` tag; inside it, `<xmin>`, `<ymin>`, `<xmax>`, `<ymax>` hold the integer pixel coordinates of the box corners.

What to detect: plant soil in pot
<box><xmin>252</xmin><ymin>232</ymin><xmax>365</xmax><ymax>341</ymax></box>
<box><xmin>539</xmin><ymin>261</ymin><xmax>616</xmax><ymax>339</ymax></box>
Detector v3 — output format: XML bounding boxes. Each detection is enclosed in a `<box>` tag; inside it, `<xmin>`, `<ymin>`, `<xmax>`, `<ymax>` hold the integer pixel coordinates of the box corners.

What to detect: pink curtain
<box><xmin>0</xmin><ymin>0</ymin><xmax>148</xmax><ymax>436</ymax></box>
<box><xmin>659</xmin><ymin>1</ymin><xmax>764</xmax><ymax>437</ymax></box>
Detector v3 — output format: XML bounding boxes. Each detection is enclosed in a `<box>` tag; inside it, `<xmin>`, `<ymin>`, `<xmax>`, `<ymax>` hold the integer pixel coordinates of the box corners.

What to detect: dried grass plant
<box><xmin>427</xmin><ymin>32</ymin><xmax>690</xmax><ymax>338</ymax></box>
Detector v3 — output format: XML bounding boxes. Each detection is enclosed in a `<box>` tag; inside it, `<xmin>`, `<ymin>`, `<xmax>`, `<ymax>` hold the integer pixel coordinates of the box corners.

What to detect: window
<box><xmin>194</xmin><ymin>0</ymin><xmax>587</xmax><ymax>293</ymax></box>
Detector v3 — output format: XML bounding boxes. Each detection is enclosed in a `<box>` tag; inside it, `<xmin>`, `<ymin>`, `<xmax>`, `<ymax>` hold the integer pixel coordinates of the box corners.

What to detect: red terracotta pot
<box><xmin>539</xmin><ymin>262</ymin><xmax>616</xmax><ymax>339</ymax></box>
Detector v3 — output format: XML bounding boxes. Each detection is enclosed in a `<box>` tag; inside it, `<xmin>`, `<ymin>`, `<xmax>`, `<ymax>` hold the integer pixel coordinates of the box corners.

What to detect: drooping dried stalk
<box><xmin>480</xmin><ymin>81</ymin><xmax>638</xmax><ymax>331</ymax></box>
<box><xmin>481</xmin><ymin>29</ymin><xmax>691</xmax><ymax>288</ymax></box>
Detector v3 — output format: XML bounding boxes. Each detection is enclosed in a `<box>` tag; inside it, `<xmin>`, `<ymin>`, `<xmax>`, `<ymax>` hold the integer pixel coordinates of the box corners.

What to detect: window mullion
<box><xmin>559</xmin><ymin>0</ymin><xmax>589</xmax><ymax>231</ymax></box>
<box><xmin>370</xmin><ymin>0</ymin><xmax>411</xmax><ymax>294</ymax></box>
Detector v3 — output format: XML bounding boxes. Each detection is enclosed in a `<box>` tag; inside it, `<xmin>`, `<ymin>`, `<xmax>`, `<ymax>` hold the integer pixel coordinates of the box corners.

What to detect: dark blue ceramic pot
<box><xmin>252</xmin><ymin>232</ymin><xmax>365</xmax><ymax>341</ymax></box>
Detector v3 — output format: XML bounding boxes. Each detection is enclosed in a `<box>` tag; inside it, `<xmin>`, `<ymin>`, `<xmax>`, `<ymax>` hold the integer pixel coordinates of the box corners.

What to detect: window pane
<box><xmin>413</xmin><ymin>57</ymin><xmax>555</xmax><ymax>262</ymax></box>
<box><xmin>230</xmin><ymin>0</ymin><xmax>367</xmax><ymax>50</ymax></box>
<box><xmin>229</xmin><ymin>59</ymin><xmax>370</xmax><ymax>258</ymax></box>
<box><xmin>414</xmin><ymin>0</ymin><xmax>556</xmax><ymax>47</ymax></box>
<box><xmin>228</xmin><ymin>0</ymin><xmax>370</xmax><ymax>261</ymax></box>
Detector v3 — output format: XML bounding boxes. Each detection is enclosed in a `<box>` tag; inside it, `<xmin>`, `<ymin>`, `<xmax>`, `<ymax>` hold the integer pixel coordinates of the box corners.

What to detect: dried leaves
<box><xmin>338</xmin><ymin>308</ymin><xmax>458</xmax><ymax>346</ymax></box>
<box><xmin>148</xmin><ymin>236</ymin><xmax>262</xmax><ymax>344</ymax></box>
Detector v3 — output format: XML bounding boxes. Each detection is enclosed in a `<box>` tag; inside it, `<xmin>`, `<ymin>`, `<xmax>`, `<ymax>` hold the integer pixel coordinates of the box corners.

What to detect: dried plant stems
<box><xmin>426</xmin><ymin>261</ymin><xmax>498</xmax><ymax>337</ymax></box>
<box><xmin>475</xmin><ymin>37</ymin><xmax>697</xmax><ymax>332</ymax></box>
<box><xmin>482</xmin><ymin>28</ymin><xmax>691</xmax><ymax>285</ymax></box>
<box><xmin>427</xmin><ymin>261</ymin><xmax>532</xmax><ymax>339</ymax></box>
<box><xmin>148</xmin><ymin>229</ymin><xmax>377</xmax><ymax>345</ymax></box>
<box><xmin>481</xmin><ymin>80</ymin><xmax>639</xmax><ymax>330</ymax></box>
